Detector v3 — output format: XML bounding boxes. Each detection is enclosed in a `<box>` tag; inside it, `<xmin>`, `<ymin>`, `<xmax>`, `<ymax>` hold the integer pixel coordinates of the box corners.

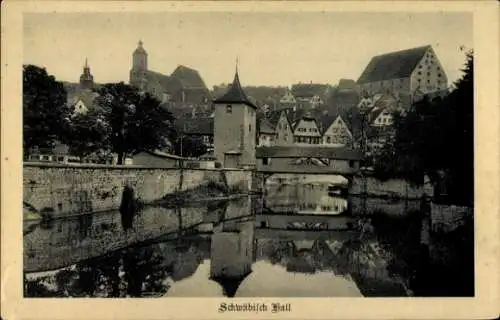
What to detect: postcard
<box><xmin>1</xmin><ymin>1</ymin><xmax>499</xmax><ymax>319</ymax></box>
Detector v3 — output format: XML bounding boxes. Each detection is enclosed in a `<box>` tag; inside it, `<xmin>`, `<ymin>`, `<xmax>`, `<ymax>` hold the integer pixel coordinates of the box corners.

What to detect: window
<box><xmin>249</xmin><ymin>124</ymin><xmax>251</xmax><ymax>132</ymax></box>
<box><xmin>438</xmin><ymin>73</ymin><xmax>442</xmax><ymax>78</ymax></box>
<box><xmin>226</xmin><ymin>104</ymin><xmax>232</xmax><ymax>113</ymax></box>
<box><xmin>417</xmin><ymin>71</ymin><xmax>422</xmax><ymax>75</ymax></box>
<box><xmin>262</xmin><ymin>157</ymin><xmax>270</xmax><ymax>165</ymax></box>
<box><xmin>349</xmin><ymin>160</ymin><xmax>355</xmax><ymax>168</ymax></box>
<box><xmin>427</xmin><ymin>72</ymin><xmax>431</xmax><ymax>76</ymax></box>
<box><xmin>327</xmin><ymin>137</ymin><xmax>331</xmax><ymax>143</ymax></box>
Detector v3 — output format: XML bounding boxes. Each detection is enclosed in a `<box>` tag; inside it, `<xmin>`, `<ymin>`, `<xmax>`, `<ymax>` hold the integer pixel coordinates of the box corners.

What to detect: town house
<box><xmin>292</xmin><ymin>114</ymin><xmax>322</xmax><ymax>145</ymax></box>
<box><xmin>321</xmin><ymin>114</ymin><xmax>354</xmax><ymax>147</ymax></box>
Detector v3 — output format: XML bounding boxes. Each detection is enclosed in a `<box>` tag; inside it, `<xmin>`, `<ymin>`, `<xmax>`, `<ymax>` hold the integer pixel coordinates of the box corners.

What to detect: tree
<box><xmin>94</xmin><ymin>83</ymin><xmax>176</xmax><ymax>164</ymax></box>
<box><xmin>67</xmin><ymin>109</ymin><xmax>108</xmax><ymax>160</ymax></box>
<box><xmin>172</xmin><ymin>135</ymin><xmax>208</xmax><ymax>158</ymax></box>
<box><xmin>23</xmin><ymin>65</ymin><xmax>72</xmax><ymax>151</ymax></box>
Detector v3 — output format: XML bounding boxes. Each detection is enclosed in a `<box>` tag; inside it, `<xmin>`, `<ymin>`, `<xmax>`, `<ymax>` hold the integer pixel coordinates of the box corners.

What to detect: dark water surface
<box><xmin>25</xmin><ymin>178</ymin><xmax>417</xmax><ymax>297</ymax></box>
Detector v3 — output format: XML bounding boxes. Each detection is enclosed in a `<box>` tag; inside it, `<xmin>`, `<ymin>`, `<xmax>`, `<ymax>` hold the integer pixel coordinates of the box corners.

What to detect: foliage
<box><xmin>172</xmin><ymin>135</ymin><xmax>208</xmax><ymax>158</ymax></box>
<box><xmin>373</xmin><ymin>50</ymin><xmax>474</xmax><ymax>204</ymax></box>
<box><xmin>23</xmin><ymin>65</ymin><xmax>72</xmax><ymax>150</ymax></box>
<box><xmin>66</xmin><ymin>109</ymin><xmax>108</xmax><ymax>159</ymax></box>
<box><xmin>94</xmin><ymin>83</ymin><xmax>176</xmax><ymax>164</ymax></box>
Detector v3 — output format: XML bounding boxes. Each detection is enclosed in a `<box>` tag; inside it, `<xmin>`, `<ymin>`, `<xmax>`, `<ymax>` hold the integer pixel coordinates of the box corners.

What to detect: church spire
<box><xmin>213</xmin><ymin>61</ymin><xmax>257</xmax><ymax>109</ymax></box>
<box><xmin>133</xmin><ymin>39</ymin><xmax>148</xmax><ymax>71</ymax></box>
<box><xmin>79</xmin><ymin>58</ymin><xmax>94</xmax><ymax>90</ymax></box>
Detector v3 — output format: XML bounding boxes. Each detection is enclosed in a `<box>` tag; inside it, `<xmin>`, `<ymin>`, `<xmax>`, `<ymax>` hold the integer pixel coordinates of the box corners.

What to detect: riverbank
<box><xmin>146</xmin><ymin>181</ymin><xmax>247</xmax><ymax>208</ymax></box>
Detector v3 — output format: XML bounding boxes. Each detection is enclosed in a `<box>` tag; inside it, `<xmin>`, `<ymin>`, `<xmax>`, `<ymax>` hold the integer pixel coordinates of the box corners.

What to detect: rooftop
<box><xmin>213</xmin><ymin>70</ymin><xmax>257</xmax><ymax>109</ymax></box>
<box><xmin>357</xmin><ymin>45</ymin><xmax>431</xmax><ymax>84</ymax></box>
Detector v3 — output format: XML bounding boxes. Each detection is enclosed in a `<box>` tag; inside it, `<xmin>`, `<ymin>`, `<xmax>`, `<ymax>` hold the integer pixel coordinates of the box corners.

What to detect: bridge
<box><xmin>255</xmin><ymin>146</ymin><xmax>363</xmax><ymax>187</ymax></box>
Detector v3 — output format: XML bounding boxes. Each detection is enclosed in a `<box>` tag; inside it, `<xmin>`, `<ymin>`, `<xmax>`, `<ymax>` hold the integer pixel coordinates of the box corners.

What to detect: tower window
<box><xmin>249</xmin><ymin>124</ymin><xmax>251</xmax><ymax>132</ymax></box>
<box><xmin>226</xmin><ymin>104</ymin><xmax>232</xmax><ymax>114</ymax></box>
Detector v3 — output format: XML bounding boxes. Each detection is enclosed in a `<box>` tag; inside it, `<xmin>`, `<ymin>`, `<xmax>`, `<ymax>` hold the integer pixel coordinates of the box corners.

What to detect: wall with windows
<box><xmin>213</xmin><ymin>102</ymin><xmax>256</xmax><ymax>167</ymax></box>
<box><xmin>292</xmin><ymin>118</ymin><xmax>321</xmax><ymax>145</ymax></box>
<box><xmin>410</xmin><ymin>47</ymin><xmax>448</xmax><ymax>94</ymax></box>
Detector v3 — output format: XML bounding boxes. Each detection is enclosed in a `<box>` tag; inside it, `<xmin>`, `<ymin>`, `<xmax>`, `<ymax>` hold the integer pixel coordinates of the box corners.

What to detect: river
<box><xmin>24</xmin><ymin>177</ymin><xmax>416</xmax><ymax>298</ymax></box>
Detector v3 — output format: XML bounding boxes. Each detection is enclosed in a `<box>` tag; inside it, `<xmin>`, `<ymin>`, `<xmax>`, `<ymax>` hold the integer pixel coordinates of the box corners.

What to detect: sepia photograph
<box><xmin>2</xmin><ymin>1</ymin><xmax>499</xmax><ymax>319</ymax></box>
<box><xmin>20</xmin><ymin>10</ymin><xmax>476</xmax><ymax>299</ymax></box>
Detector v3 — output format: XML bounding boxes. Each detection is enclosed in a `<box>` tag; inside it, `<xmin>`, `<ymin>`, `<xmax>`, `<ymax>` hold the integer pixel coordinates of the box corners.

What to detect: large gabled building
<box><xmin>129</xmin><ymin>40</ymin><xmax>211</xmax><ymax>107</ymax></box>
<box><xmin>357</xmin><ymin>45</ymin><xmax>448</xmax><ymax>99</ymax></box>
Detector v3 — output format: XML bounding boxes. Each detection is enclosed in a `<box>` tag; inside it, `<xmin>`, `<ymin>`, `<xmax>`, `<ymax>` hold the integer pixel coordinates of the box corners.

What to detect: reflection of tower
<box><xmin>129</xmin><ymin>40</ymin><xmax>148</xmax><ymax>91</ymax></box>
<box><xmin>210</xmin><ymin>220</ymin><xmax>255</xmax><ymax>297</ymax></box>
<box><xmin>79</xmin><ymin>58</ymin><xmax>94</xmax><ymax>90</ymax></box>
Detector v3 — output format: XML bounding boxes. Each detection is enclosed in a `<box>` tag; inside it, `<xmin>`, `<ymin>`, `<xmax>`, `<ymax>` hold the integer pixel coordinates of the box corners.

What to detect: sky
<box><xmin>23</xmin><ymin>12</ymin><xmax>473</xmax><ymax>88</ymax></box>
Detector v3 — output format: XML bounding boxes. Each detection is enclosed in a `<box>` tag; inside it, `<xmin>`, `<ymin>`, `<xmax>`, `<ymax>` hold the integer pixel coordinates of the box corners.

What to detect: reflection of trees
<box><xmin>24</xmin><ymin>236</ymin><xmax>210</xmax><ymax>297</ymax></box>
<box><xmin>370</xmin><ymin>212</ymin><xmax>423</xmax><ymax>281</ymax></box>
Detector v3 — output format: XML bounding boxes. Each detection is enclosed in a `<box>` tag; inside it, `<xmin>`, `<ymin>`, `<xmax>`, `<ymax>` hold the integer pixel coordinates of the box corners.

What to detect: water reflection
<box><xmin>25</xmin><ymin>176</ymin><xmax>414</xmax><ymax>297</ymax></box>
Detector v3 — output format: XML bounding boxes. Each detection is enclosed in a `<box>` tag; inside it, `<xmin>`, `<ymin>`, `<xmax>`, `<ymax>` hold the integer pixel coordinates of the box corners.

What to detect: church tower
<box><xmin>129</xmin><ymin>40</ymin><xmax>148</xmax><ymax>90</ymax></box>
<box><xmin>213</xmin><ymin>63</ymin><xmax>257</xmax><ymax>168</ymax></box>
<box><xmin>79</xmin><ymin>58</ymin><xmax>94</xmax><ymax>90</ymax></box>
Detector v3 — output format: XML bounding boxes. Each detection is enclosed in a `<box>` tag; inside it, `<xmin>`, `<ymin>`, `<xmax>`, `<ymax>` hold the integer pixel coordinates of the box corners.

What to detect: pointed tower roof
<box><xmin>79</xmin><ymin>58</ymin><xmax>94</xmax><ymax>90</ymax></box>
<box><xmin>213</xmin><ymin>65</ymin><xmax>257</xmax><ymax>109</ymax></box>
<box><xmin>134</xmin><ymin>40</ymin><xmax>147</xmax><ymax>55</ymax></box>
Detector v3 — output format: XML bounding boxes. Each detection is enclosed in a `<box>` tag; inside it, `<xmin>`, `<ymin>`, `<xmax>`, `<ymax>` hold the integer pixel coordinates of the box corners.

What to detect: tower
<box><xmin>129</xmin><ymin>40</ymin><xmax>148</xmax><ymax>90</ymax></box>
<box><xmin>213</xmin><ymin>63</ymin><xmax>257</xmax><ymax>168</ymax></box>
<box><xmin>79</xmin><ymin>58</ymin><xmax>94</xmax><ymax>90</ymax></box>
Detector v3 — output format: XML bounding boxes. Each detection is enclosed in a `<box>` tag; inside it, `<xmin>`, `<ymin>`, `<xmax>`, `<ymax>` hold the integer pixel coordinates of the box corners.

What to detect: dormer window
<box><xmin>226</xmin><ymin>104</ymin><xmax>232</xmax><ymax>114</ymax></box>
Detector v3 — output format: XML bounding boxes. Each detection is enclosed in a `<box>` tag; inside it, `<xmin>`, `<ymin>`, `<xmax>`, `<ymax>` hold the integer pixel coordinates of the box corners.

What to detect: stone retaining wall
<box><xmin>24</xmin><ymin>163</ymin><xmax>253</xmax><ymax>218</ymax></box>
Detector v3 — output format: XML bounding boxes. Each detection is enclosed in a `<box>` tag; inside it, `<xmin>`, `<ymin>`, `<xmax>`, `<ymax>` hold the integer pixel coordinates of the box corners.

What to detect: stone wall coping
<box><xmin>24</xmin><ymin>162</ymin><xmax>252</xmax><ymax>172</ymax></box>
